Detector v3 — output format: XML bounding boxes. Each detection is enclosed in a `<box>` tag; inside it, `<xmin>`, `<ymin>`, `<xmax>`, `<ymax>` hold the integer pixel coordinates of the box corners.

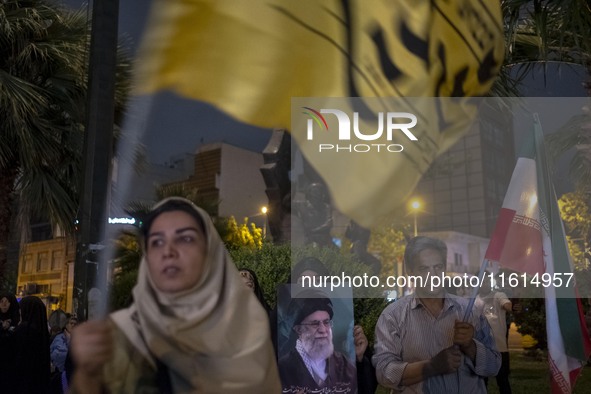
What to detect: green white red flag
<box><xmin>485</xmin><ymin>117</ymin><xmax>591</xmax><ymax>393</ymax></box>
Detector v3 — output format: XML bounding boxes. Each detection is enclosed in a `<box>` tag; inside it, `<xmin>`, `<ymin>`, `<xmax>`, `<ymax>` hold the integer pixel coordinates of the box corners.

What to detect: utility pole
<box><xmin>73</xmin><ymin>0</ymin><xmax>120</xmax><ymax>321</ymax></box>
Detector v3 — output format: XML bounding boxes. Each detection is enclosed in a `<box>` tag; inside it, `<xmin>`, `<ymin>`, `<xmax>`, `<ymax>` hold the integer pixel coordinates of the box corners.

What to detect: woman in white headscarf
<box><xmin>70</xmin><ymin>197</ymin><xmax>281</xmax><ymax>393</ymax></box>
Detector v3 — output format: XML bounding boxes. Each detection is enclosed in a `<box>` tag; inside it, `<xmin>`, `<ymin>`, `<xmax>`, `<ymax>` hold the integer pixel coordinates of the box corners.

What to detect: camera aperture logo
<box><xmin>302</xmin><ymin>107</ymin><xmax>418</xmax><ymax>153</ymax></box>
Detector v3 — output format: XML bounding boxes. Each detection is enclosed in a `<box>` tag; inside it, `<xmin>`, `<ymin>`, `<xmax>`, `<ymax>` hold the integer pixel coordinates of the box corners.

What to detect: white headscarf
<box><xmin>112</xmin><ymin>197</ymin><xmax>280</xmax><ymax>393</ymax></box>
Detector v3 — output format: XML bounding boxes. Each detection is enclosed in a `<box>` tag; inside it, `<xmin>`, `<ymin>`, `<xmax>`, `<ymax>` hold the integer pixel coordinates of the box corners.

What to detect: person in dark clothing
<box><xmin>0</xmin><ymin>292</ymin><xmax>20</xmax><ymax>333</ymax></box>
<box><xmin>11</xmin><ymin>296</ymin><xmax>51</xmax><ymax>394</ymax></box>
<box><xmin>239</xmin><ymin>267</ymin><xmax>271</xmax><ymax>315</ymax></box>
<box><xmin>0</xmin><ymin>292</ymin><xmax>20</xmax><ymax>391</ymax></box>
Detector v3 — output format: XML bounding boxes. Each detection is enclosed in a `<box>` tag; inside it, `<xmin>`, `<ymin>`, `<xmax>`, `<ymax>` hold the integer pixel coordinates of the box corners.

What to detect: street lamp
<box><xmin>261</xmin><ymin>206</ymin><xmax>268</xmax><ymax>238</ymax></box>
<box><xmin>409</xmin><ymin>198</ymin><xmax>422</xmax><ymax>237</ymax></box>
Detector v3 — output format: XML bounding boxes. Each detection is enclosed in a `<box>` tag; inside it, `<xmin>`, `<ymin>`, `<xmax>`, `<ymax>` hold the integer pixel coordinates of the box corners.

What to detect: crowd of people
<box><xmin>0</xmin><ymin>198</ymin><xmax>528</xmax><ymax>393</ymax></box>
<box><xmin>0</xmin><ymin>293</ymin><xmax>52</xmax><ymax>393</ymax></box>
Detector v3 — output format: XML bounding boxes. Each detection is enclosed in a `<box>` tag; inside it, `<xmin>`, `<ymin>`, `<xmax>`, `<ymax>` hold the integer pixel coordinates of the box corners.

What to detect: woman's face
<box><xmin>146</xmin><ymin>210</ymin><xmax>207</xmax><ymax>293</ymax></box>
<box><xmin>0</xmin><ymin>297</ymin><xmax>9</xmax><ymax>313</ymax></box>
<box><xmin>65</xmin><ymin>318</ymin><xmax>77</xmax><ymax>333</ymax></box>
<box><xmin>240</xmin><ymin>270</ymin><xmax>255</xmax><ymax>290</ymax></box>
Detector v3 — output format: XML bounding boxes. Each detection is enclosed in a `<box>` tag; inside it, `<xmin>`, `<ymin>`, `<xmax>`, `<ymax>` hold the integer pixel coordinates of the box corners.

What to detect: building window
<box><xmin>52</xmin><ymin>283</ymin><xmax>62</xmax><ymax>294</ymax></box>
<box><xmin>454</xmin><ymin>253</ymin><xmax>463</xmax><ymax>267</ymax></box>
<box><xmin>31</xmin><ymin>222</ymin><xmax>52</xmax><ymax>242</ymax></box>
<box><xmin>37</xmin><ymin>284</ymin><xmax>50</xmax><ymax>294</ymax></box>
<box><xmin>51</xmin><ymin>250</ymin><xmax>63</xmax><ymax>271</ymax></box>
<box><xmin>37</xmin><ymin>252</ymin><xmax>49</xmax><ymax>272</ymax></box>
<box><xmin>22</xmin><ymin>254</ymin><xmax>33</xmax><ymax>274</ymax></box>
<box><xmin>24</xmin><ymin>283</ymin><xmax>37</xmax><ymax>295</ymax></box>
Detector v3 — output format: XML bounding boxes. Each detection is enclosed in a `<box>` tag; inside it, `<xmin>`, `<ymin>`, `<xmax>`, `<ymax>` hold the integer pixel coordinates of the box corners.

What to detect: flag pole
<box><xmin>73</xmin><ymin>0</ymin><xmax>120</xmax><ymax>321</ymax></box>
<box><xmin>463</xmin><ymin>259</ymin><xmax>490</xmax><ymax>321</ymax></box>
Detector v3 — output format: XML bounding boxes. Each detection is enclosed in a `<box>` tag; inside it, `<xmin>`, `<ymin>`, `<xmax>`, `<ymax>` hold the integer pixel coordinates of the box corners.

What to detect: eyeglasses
<box><xmin>299</xmin><ymin>319</ymin><xmax>333</xmax><ymax>330</ymax></box>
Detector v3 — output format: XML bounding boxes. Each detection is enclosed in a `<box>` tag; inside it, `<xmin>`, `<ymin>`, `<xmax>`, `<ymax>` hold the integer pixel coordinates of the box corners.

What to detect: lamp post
<box><xmin>410</xmin><ymin>199</ymin><xmax>421</xmax><ymax>237</ymax></box>
<box><xmin>261</xmin><ymin>206</ymin><xmax>268</xmax><ymax>238</ymax></box>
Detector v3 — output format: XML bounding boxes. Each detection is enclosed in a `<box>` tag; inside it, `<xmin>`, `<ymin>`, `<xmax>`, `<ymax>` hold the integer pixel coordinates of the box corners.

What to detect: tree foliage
<box><xmin>558</xmin><ymin>191</ymin><xmax>591</xmax><ymax>270</ymax></box>
<box><xmin>368</xmin><ymin>224</ymin><xmax>407</xmax><ymax>280</ymax></box>
<box><xmin>502</xmin><ymin>0</ymin><xmax>591</xmax><ymax>78</ymax></box>
<box><xmin>513</xmin><ymin>297</ymin><xmax>548</xmax><ymax>349</ymax></box>
<box><xmin>109</xmin><ymin>230</ymin><xmax>141</xmax><ymax>311</ymax></box>
<box><xmin>558</xmin><ymin>191</ymin><xmax>591</xmax><ymax>238</ymax></box>
<box><xmin>546</xmin><ymin>107</ymin><xmax>591</xmax><ymax>193</ymax></box>
<box><xmin>229</xmin><ymin>242</ymin><xmax>292</xmax><ymax>308</ymax></box>
<box><xmin>221</xmin><ymin>216</ymin><xmax>263</xmax><ymax>250</ymax></box>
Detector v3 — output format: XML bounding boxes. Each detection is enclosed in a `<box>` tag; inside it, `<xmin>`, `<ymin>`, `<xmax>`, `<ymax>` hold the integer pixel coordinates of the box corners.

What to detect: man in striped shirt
<box><xmin>373</xmin><ymin>236</ymin><xmax>500</xmax><ymax>393</ymax></box>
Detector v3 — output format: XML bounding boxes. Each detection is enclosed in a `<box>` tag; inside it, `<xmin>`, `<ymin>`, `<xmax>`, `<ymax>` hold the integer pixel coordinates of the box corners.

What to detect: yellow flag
<box><xmin>135</xmin><ymin>0</ymin><xmax>504</xmax><ymax>227</ymax></box>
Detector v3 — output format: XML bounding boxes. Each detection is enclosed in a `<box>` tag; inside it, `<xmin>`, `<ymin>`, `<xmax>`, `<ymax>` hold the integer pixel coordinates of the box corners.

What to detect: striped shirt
<box><xmin>372</xmin><ymin>293</ymin><xmax>500</xmax><ymax>393</ymax></box>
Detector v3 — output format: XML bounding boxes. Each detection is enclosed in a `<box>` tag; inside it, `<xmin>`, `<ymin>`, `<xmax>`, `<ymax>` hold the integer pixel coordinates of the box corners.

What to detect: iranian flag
<box><xmin>485</xmin><ymin>118</ymin><xmax>591</xmax><ymax>393</ymax></box>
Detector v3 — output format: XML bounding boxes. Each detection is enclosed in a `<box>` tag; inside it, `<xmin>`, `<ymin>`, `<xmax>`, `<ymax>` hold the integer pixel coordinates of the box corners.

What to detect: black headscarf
<box><xmin>239</xmin><ymin>268</ymin><xmax>271</xmax><ymax>315</ymax></box>
<box><xmin>20</xmin><ymin>296</ymin><xmax>49</xmax><ymax>333</ymax></box>
<box><xmin>0</xmin><ymin>293</ymin><xmax>20</xmax><ymax>388</ymax></box>
<box><xmin>0</xmin><ymin>293</ymin><xmax>20</xmax><ymax>329</ymax></box>
<box><xmin>12</xmin><ymin>296</ymin><xmax>51</xmax><ymax>393</ymax></box>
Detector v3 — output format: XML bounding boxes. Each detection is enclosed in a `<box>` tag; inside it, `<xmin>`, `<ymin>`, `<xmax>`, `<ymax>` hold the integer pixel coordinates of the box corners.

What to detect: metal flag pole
<box><xmin>463</xmin><ymin>258</ymin><xmax>491</xmax><ymax>322</ymax></box>
<box><xmin>73</xmin><ymin>0</ymin><xmax>120</xmax><ymax>321</ymax></box>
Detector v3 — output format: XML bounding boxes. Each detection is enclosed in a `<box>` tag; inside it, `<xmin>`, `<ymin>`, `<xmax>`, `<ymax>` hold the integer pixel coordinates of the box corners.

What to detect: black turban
<box><xmin>288</xmin><ymin>289</ymin><xmax>334</xmax><ymax>326</ymax></box>
<box><xmin>290</xmin><ymin>257</ymin><xmax>330</xmax><ymax>283</ymax></box>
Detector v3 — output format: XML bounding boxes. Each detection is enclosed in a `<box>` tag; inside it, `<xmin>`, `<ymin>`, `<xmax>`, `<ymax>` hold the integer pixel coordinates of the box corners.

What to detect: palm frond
<box><xmin>0</xmin><ymin>0</ymin><xmax>131</xmax><ymax>243</ymax></box>
<box><xmin>16</xmin><ymin>164</ymin><xmax>79</xmax><ymax>238</ymax></box>
<box><xmin>503</xmin><ymin>0</ymin><xmax>591</xmax><ymax>67</ymax></box>
<box><xmin>546</xmin><ymin>110</ymin><xmax>591</xmax><ymax>192</ymax></box>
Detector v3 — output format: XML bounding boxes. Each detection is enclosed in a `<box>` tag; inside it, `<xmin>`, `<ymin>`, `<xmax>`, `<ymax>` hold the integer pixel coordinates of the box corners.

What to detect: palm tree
<box><xmin>545</xmin><ymin>97</ymin><xmax>591</xmax><ymax>192</ymax></box>
<box><xmin>500</xmin><ymin>1</ymin><xmax>591</xmax><ymax>191</ymax></box>
<box><xmin>482</xmin><ymin>1</ymin><xmax>590</xmax><ymax>96</ymax></box>
<box><xmin>497</xmin><ymin>2</ymin><xmax>591</xmax><ymax>368</ymax></box>
<box><xmin>502</xmin><ymin>0</ymin><xmax>591</xmax><ymax>80</ymax></box>
<box><xmin>0</xmin><ymin>0</ymin><xmax>130</xmax><ymax>289</ymax></box>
